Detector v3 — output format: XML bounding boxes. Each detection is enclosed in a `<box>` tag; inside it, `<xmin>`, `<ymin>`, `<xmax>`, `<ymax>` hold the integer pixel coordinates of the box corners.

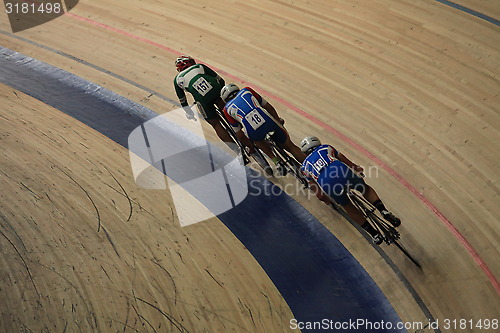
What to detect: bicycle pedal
<box><xmin>388</xmin><ymin>229</ymin><xmax>400</xmax><ymax>240</ymax></box>
<box><xmin>382</xmin><ymin>211</ymin><xmax>401</xmax><ymax>227</ymax></box>
<box><xmin>372</xmin><ymin>234</ymin><xmax>383</xmax><ymax>245</ymax></box>
<box><xmin>276</xmin><ymin>163</ymin><xmax>288</xmax><ymax>177</ymax></box>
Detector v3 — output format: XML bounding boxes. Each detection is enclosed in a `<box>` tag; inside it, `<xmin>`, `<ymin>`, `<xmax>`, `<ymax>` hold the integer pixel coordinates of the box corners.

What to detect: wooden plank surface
<box><xmin>1</xmin><ymin>0</ymin><xmax>499</xmax><ymax>332</ymax></box>
<box><xmin>0</xmin><ymin>83</ymin><xmax>296</xmax><ymax>332</ymax></box>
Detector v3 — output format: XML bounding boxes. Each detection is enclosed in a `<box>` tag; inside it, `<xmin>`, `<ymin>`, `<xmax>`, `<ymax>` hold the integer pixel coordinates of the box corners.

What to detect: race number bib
<box><xmin>313</xmin><ymin>158</ymin><xmax>327</xmax><ymax>173</ymax></box>
<box><xmin>244</xmin><ymin>110</ymin><xmax>265</xmax><ymax>130</ymax></box>
<box><xmin>193</xmin><ymin>77</ymin><xmax>213</xmax><ymax>96</ymax></box>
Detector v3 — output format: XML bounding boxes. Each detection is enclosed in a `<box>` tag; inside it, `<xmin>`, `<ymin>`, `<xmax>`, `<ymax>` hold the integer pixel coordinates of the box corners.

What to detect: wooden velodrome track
<box><xmin>0</xmin><ymin>0</ymin><xmax>499</xmax><ymax>332</ymax></box>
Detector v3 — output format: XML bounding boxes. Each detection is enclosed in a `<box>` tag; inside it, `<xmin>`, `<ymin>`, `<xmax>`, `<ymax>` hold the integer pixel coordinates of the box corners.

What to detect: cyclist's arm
<box><xmin>201</xmin><ymin>64</ymin><xmax>225</xmax><ymax>86</ymax></box>
<box><xmin>235</xmin><ymin>129</ymin><xmax>254</xmax><ymax>152</ymax></box>
<box><xmin>309</xmin><ymin>181</ymin><xmax>332</xmax><ymax>204</ymax></box>
<box><xmin>223</xmin><ymin>107</ymin><xmax>241</xmax><ymax>128</ymax></box>
<box><xmin>262</xmin><ymin>102</ymin><xmax>281</xmax><ymax>122</ymax></box>
<box><xmin>223</xmin><ymin>107</ymin><xmax>254</xmax><ymax>152</ymax></box>
<box><xmin>229</xmin><ymin>120</ymin><xmax>255</xmax><ymax>153</ymax></box>
<box><xmin>217</xmin><ymin>76</ymin><xmax>226</xmax><ymax>87</ymax></box>
<box><xmin>246</xmin><ymin>87</ymin><xmax>282</xmax><ymax>122</ymax></box>
<box><xmin>261</xmin><ymin>98</ymin><xmax>285</xmax><ymax>125</ymax></box>
<box><xmin>337</xmin><ymin>152</ymin><xmax>364</xmax><ymax>174</ymax></box>
<box><xmin>173</xmin><ymin>77</ymin><xmax>189</xmax><ymax>107</ymax></box>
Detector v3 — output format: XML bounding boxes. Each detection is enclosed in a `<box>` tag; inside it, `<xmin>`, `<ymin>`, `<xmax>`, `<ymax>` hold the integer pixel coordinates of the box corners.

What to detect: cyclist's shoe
<box><xmin>382</xmin><ymin>211</ymin><xmax>401</xmax><ymax>227</ymax></box>
<box><xmin>372</xmin><ymin>234</ymin><xmax>383</xmax><ymax>245</ymax></box>
<box><xmin>243</xmin><ymin>155</ymin><xmax>251</xmax><ymax>165</ymax></box>
<box><xmin>276</xmin><ymin>162</ymin><xmax>288</xmax><ymax>177</ymax></box>
<box><xmin>244</xmin><ymin>145</ymin><xmax>256</xmax><ymax>155</ymax></box>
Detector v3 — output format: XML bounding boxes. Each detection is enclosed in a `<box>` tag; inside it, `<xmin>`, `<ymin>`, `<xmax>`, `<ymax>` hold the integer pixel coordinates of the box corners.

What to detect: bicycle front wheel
<box><xmin>275</xmin><ymin>146</ymin><xmax>308</xmax><ymax>187</ymax></box>
<box><xmin>249</xmin><ymin>146</ymin><xmax>273</xmax><ymax>176</ymax></box>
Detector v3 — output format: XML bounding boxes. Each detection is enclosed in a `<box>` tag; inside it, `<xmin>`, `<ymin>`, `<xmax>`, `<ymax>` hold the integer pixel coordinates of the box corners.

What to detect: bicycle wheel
<box><xmin>348</xmin><ymin>189</ymin><xmax>399</xmax><ymax>240</ymax></box>
<box><xmin>216</xmin><ymin>109</ymin><xmax>273</xmax><ymax>175</ymax></box>
<box><xmin>289</xmin><ymin>157</ymin><xmax>309</xmax><ymax>187</ymax></box>
<box><xmin>269</xmin><ymin>140</ymin><xmax>309</xmax><ymax>187</ymax></box>
<box><xmin>347</xmin><ymin>188</ymin><xmax>421</xmax><ymax>268</ymax></box>
<box><xmin>249</xmin><ymin>145</ymin><xmax>274</xmax><ymax>176</ymax></box>
<box><xmin>216</xmin><ymin>109</ymin><xmax>249</xmax><ymax>154</ymax></box>
<box><xmin>393</xmin><ymin>240</ymin><xmax>422</xmax><ymax>268</ymax></box>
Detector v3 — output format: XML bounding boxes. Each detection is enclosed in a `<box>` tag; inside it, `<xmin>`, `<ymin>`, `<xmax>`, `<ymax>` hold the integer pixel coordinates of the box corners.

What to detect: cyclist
<box><xmin>173</xmin><ymin>55</ymin><xmax>233</xmax><ymax>144</ymax></box>
<box><xmin>220</xmin><ymin>83</ymin><xmax>305</xmax><ymax>175</ymax></box>
<box><xmin>300</xmin><ymin>136</ymin><xmax>400</xmax><ymax>244</ymax></box>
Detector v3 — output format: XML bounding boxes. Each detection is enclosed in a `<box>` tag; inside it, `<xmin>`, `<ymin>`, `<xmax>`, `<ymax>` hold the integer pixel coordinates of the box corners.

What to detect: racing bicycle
<box><xmin>265</xmin><ymin>131</ymin><xmax>309</xmax><ymax>188</ymax></box>
<box><xmin>337</xmin><ymin>184</ymin><xmax>422</xmax><ymax>268</ymax></box>
<box><xmin>215</xmin><ymin>107</ymin><xmax>274</xmax><ymax>176</ymax></box>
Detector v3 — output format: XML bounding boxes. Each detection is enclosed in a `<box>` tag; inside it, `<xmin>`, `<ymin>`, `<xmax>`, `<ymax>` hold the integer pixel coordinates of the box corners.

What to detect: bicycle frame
<box><xmin>215</xmin><ymin>107</ymin><xmax>273</xmax><ymax>175</ymax></box>
<box><xmin>344</xmin><ymin>185</ymin><xmax>422</xmax><ymax>268</ymax></box>
<box><xmin>265</xmin><ymin>132</ymin><xmax>309</xmax><ymax>187</ymax></box>
<box><xmin>346</xmin><ymin>186</ymin><xmax>400</xmax><ymax>244</ymax></box>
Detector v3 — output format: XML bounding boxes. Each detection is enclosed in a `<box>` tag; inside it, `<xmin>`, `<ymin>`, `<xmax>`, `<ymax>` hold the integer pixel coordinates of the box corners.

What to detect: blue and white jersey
<box><xmin>223</xmin><ymin>87</ymin><xmax>268</xmax><ymax>130</ymax></box>
<box><xmin>301</xmin><ymin>144</ymin><xmax>339</xmax><ymax>181</ymax></box>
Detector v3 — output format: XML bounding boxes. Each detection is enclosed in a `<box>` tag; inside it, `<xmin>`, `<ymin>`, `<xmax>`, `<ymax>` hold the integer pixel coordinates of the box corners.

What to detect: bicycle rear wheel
<box><xmin>288</xmin><ymin>158</ymin><xmax>308</xmax><ymax>187</ymax></box>
<box><xmin>216</xmin><ymin>109</ymin><xmax>273</xmax><ymax>175</ymax></box>
<box><xmin>392</xmin><ymin>240</ymin><xmax>422</xmax><ymax>268</ymax></box>
<box><xmin>269</xmin><ymin>141</ymin><xmax>308</xmax><ymax>187</ymax></box>
<box><xmin>249</xmin><ymin>147</ymin><xmax>273</xmax><ymax>176</ymax></box>
<box><xmin>347</xmin><ymin>188</ymin><xmax>421</xmax><ymax>268</ymax></box>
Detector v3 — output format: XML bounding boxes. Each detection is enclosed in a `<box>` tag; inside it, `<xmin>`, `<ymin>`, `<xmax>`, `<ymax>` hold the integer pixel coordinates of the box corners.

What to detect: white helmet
<box><xmin>220</xmin><ymin>84</ymin><xmax>240</xmax><ymax>102</ymax></box>
<box><xmin>300</xmin><ymin>136</ymin><xmax>321</xmax><ymax>154</ymax></box>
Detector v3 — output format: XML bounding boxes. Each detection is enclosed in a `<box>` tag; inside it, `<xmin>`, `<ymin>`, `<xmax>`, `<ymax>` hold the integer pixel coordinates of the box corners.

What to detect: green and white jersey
<box><xmin>174</xmin><ymin>64</ymin><xmax>224</xmax><ymax>107</ymax></box>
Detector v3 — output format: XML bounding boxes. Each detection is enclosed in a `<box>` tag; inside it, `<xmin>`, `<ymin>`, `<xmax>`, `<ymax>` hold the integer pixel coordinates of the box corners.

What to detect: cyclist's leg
<box><xmin>321</xmin><ymin>176</ymin><xmax>363</xmax><ymax>226</ymax></box>
<box><xmin>282</xmin><ymin>137</ymin><xmax>306</xmax><ymax>162</ymax></box>
<box><xmin>342</xmin><ymin>168</ymin><xmax>382</xmax><ymax>207</ymax></box>
<box><xmin>206</xmin><ymin>118</ymin><xmax>234</xmax><ymax>143</ymax></box>
<box><xmin>214</xmin><ymin>97</ymin><xmax>226</xmax><ymax>111</ymax></box>
<box><xmin>269</xmin><ymin>125</ymin><xmax>306</xmax><ymax>162</ymax></box>
<box><xmin>341</xmin><ymin>199</ymin><xmax>381</xmax><ymax>241</ymax></box>
<box><xmin>243</xmin><ymin>116</ymin><xmax>279</xmax><ymax>161</ymax></box>
<box><xmin>359</xmin><ymin>182</ymin><xmax>400</xmax><ymax>226</ymax></box>
<box><xmin>342</xmin><ymin>202</ymin><xmax>367</xmax><ymax>225</ymax></box>
<box><xmin>246</xmin><ymin>121</ymin><xmax>288</xmax><ymax>173</ymax></box>
<box><xmin>252</xmin><ymin>138</ymin><xmax>286</xmax><ymax>175</ymax></box>
<box><xmin>321</xmin><ymin>164</ymin><xmax>382</xmax><ymax>240</ymax></box>
<box><xmin>253</xmin><ymin>140</ymin><xmax>276</xmax><ymax>160</ymax></box>
<box><xmin>199</xmin><ymin>101</ymin><xmax>234</xmax><ymax>144</ymax></box>
<box><xmin>360</xmin><ymin>183</ymin><xmax>380</xmax><ymax>203</ymax></box>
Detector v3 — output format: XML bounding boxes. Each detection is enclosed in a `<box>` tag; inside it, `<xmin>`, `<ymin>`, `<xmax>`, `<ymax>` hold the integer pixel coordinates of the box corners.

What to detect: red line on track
<box><xmin>65</xmin><ymin>12</ymin><xmax>499</xmax><ymax>294</ymax></box>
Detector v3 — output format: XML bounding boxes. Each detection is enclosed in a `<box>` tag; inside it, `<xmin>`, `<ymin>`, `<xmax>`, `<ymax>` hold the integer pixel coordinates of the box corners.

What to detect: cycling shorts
<box><xmin>242</xmin><ymin>110</ymin><xmax>287</xmax><ymax>144</ymax></box>
<box><xmin>317</xmin><ymin>160</ymin><xmax>366</xmax><ymax>206</ymax></box>
<box><xmin>195</xmin><ymin>100</ymin><xmax>219</xmax><ymax>120</ymax></box>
